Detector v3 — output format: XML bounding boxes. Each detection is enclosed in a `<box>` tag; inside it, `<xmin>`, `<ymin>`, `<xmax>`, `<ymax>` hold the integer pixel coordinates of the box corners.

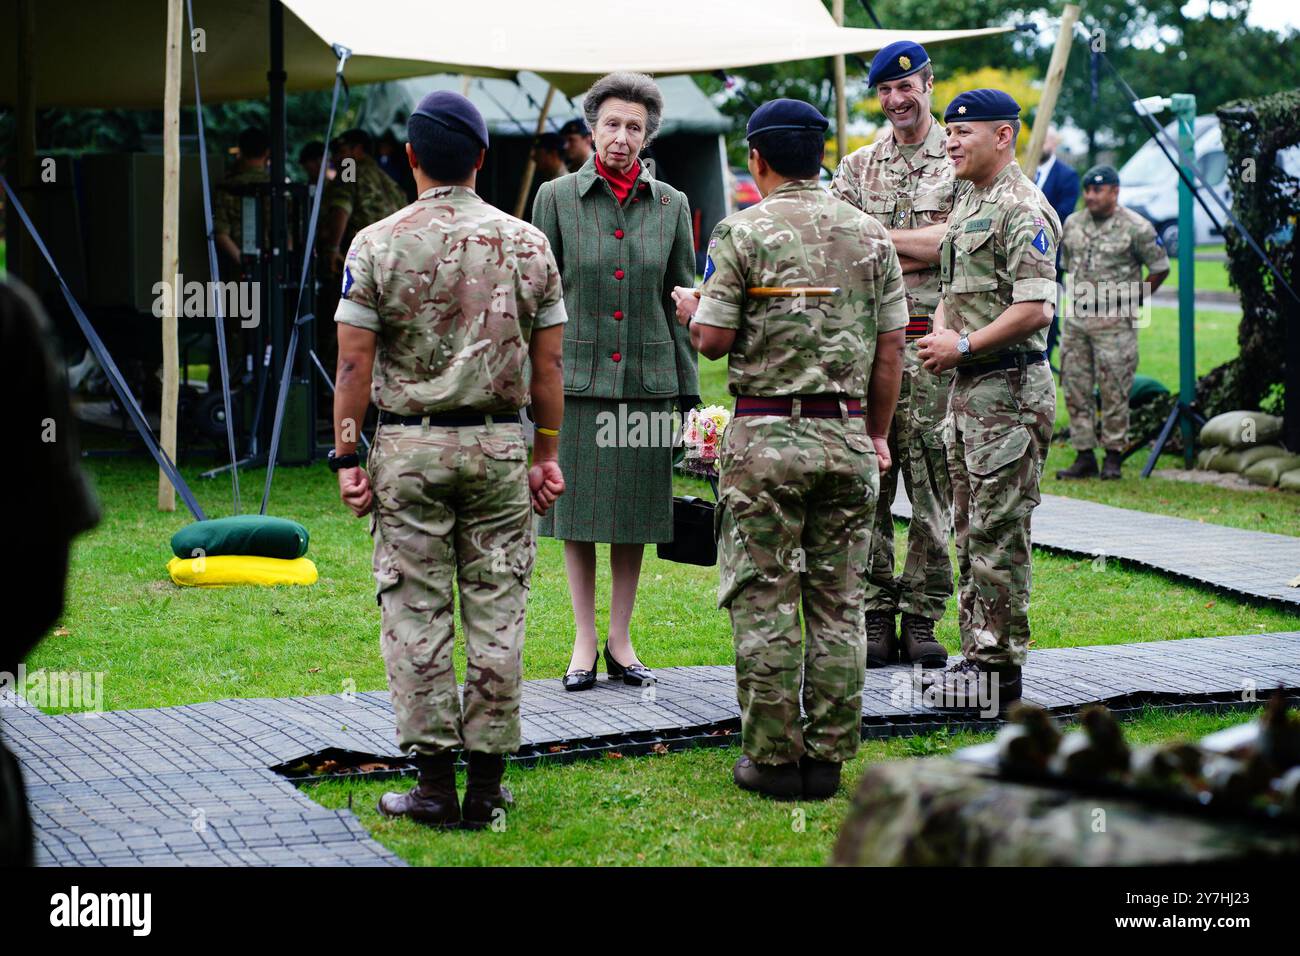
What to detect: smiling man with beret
<box><xmin>915</xmin><ymin>89</ymin><xmax>1061</xmax><ymax>713</ymax></box>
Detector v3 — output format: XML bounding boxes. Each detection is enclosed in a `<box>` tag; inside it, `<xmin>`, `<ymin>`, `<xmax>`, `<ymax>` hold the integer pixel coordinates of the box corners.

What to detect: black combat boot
<box><xmin>461</xmin><ymin>751</ymin><xmax>514</xmax><ymax>830</ymax></box>
<box><xmin>377</xmin><ymin>751</ymin><xmax>460</xmax><ymax>828</ymax></box>
<box><xmin>732</xmin><ymin>755</ymin><xmax>803</xmax><ymax>800</ymax></box>
<box><xmin>1100</xmin><ymin>450</ymin><xmax>1124</xmax><ymax>480</ymax></box>
<box><xmin>1055</xmin><ymin>450</ymin><xmax>1098</xmax><ymax>480</ymax></box>
<box><xmin>899</xmin><ymin>613</ymin><xmax>948</xmax><ymax>668</ymax></box>
<box><xmin>919</xmin><ymin>658</ymin><xmax>1022</xmax><ymax>713</ymax></box>
<box><xmin>799</xmin><ymin>755</ymin><xmax>842</xmax><ymax>800</ymax></box>
<box><xmin>865</xmin><ymin>611</ymin><xmax>899</xmax><ymax>668</ymax></box>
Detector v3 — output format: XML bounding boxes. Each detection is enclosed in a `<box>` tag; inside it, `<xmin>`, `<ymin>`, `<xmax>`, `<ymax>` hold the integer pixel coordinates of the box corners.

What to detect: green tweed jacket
<box><xmin>531</xmin><ymin>155</ymin><xmax>699</xmax><ymax>400</ymax></box>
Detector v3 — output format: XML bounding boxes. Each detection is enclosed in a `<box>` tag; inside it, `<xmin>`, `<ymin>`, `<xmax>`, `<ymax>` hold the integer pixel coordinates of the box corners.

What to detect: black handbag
<box><xmin>656</xmin><ymin>475</ymin><xmax>720</xmax><ymax>567</ymax></box>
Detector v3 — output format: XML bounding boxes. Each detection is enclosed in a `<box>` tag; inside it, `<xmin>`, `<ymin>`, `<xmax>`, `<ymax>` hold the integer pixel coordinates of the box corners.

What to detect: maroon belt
<box><xmin>735</xmin><ymin>395</ymin><xmax>863</xmax><ymax>418</ymax></box>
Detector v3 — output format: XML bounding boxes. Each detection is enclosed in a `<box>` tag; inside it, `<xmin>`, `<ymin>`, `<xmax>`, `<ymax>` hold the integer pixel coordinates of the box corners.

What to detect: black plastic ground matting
<box><xmin>6</xmin><ymin>630</ymin><xmax>1300</xmax><ymax>866</ymax></box>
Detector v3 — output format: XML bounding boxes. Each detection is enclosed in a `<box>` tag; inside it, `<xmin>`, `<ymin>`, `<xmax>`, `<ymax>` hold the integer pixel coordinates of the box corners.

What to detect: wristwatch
<box><xmin>956</xmin><ymin>333</ymin><xmax>973</xmax><ymax>358</ymax></box>
<box><xmin>327</xmin><ymin>449</ymin><xmax>360</xmax><ymax>472</ymax></box>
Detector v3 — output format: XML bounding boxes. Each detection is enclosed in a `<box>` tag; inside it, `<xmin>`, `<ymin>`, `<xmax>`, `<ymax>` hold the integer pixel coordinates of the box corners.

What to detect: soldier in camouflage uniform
<box><xmin>674</xmin><ymin>100</ymin><xmax>906</xmax><ymax>801</ymax></box>
<box><xmin>211</xmin><ymin>128</ymin><xmax>269</xmax><ymax>391</ymax></box>
<box><xmin>916</xmin><ymin>90</ymin><xmax>1060</xmax><ymax>711</ymax></box>
<box><xmin>320</xmin><ymin>129</ymin><xmax>409</xmax><ymax>280</ymax></box>
<box><xmin>332</xmin><ymin>92</ymin><xmax>567</xmax><ymax>830</ymax></box>
<box><xmin>830</xmin><ymin>41</ymin><xmax>955</xmax><ymax>670</ymax></box>
<box><xmin>1056</xmin><ymin>164</ymin><xmax>1170</xmax><ymax>480</ymax></box>
<box><xmin>213</xmin><ymin>127</ymin><xmax>269</xmax><ymax>272</ymax></box>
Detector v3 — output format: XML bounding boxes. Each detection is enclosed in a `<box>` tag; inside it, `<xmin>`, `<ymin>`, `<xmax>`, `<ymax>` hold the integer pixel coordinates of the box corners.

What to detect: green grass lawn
<box><xmin>31</xmin><ymin>457</ymin><xmax>1299</xmax><ymax>714</ymax></box>
<box><xmin>305</xmin><ymin>706</ymin><xmax>1260</xmax><ymax>866</ymax></box>
<box><xmin>1166</xmin><ymin>250</ymin><xmax>1234</xmax><ymax>294</ymax></box>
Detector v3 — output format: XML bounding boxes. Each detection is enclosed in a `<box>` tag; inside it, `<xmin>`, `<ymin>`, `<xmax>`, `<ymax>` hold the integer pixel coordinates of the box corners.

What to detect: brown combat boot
<box><xmin>732</xmin><ymin>755</ymin><xmax>803</xmax><ymax>800</ymax></box>
<box><xmin>899</xmin><ymin>613</ymin><xmax>948</xmax><ymax>668</ymax></box>
<box><xmin>799</xmin><ymin>755</ymin><xmax>842</xmax><ymax>800</ymax></box>
<box><xmin>1100</xmin><ymin>450</ymin><xmax>1124</xmax><ymax>480</ymax></box>
<box><xmin>1055</xmin><ymin>450</ymin><xmax>1098</xmax><ymax>480</ymax></box>
<box><xmin>865</xmin><ymin>611</ymin><xmax>898</xmax><ymax>668</ymax></box>
<box><xmin>919</xmin><ymin>658</ymin><xmax>1021</xmax><ymax>713</ymax></box>
<box><xmin>461</xmin><ymin>751</ymin><xmax>514</xmax><ymax>830</ymax></box>
<box><xmin>377</xmin><ymin>751</ymin><xmax>460</xmax><ymax>828</ymax></box>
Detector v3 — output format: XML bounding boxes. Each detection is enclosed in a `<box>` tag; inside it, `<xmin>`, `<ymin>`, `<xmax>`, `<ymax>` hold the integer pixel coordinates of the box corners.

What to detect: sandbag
<box><xmin>1234</xmin><ymin>444</ymin><xmax>1290</xmax><ymax>469</ymax></box>
<box><xmin>167</xmin><ymin>555</ymin><xmax>318</xmax><ymax>587</ymax></box>
<box><xmin>1209</xmin><ymin>450</ymin><xmax>1246</xmax><ymax>473</ymax></box>
<box><xmin>1196</xmin><ymin>446</ymin><xmax>1222</xmax><ymax>470</ymax></box>
<box><xmin>1279</xmin><ymin>469</ymin><xmax>1300</xmax><ymax>492</ymax></box>
<box><xmin>1199</xmin><ymin>411</ymin><xmax>1283</xmax><ymax>449</ymax></box>
<box><xmin>171</xmin><ymin>515</ymin><xmax>309</xmax><ymax>560</ymax></box>
<box><xmin>1242</xmin><ymin>454</ymin><xmax>1300</xmax><ymax>487</ymax></box>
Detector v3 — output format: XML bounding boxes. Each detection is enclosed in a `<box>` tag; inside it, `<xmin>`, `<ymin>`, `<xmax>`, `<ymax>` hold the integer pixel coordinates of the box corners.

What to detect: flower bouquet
<box><xmin>680</xmin><ymin>404</ymin><xmax>731</xmax><ymax>478</ymax></box>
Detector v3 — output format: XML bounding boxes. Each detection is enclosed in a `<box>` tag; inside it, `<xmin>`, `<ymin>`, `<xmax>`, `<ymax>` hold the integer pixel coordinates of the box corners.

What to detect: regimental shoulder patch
<box><xmin>702</xmin><ymin>255</ymin><xmax>716</xmax><ymax>283</ymax></box>
<box><xmin>1031</xmin><ymin>228</ymin><xmax>1051</xmax><ymax>255</ymax></box>
<box><xmin>342</xmin><ymin>266</ymin><xmax>354</xmax><ymax>296</ymax></box>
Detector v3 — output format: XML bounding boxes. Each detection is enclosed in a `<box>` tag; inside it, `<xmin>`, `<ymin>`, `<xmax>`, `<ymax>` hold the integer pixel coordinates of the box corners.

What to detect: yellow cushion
<box><xmin>167</xmin><ymin>554</ymin><xmax>318</xmax><ymax>587</ymax></box>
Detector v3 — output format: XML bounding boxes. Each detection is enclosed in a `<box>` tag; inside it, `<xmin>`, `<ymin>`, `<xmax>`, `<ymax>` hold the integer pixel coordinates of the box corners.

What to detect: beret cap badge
<box><xmin>899</xmin><ymin>55</ymin><xmax>911</xmax><ymax>69</ymax></box>
<box><xmin>958</xmin><ymin>105</ymin><xmax>967</xmax><ymax>114</ymax></box>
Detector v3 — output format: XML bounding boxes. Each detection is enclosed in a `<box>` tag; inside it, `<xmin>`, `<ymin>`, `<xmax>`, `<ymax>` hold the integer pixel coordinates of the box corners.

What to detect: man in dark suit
<box><xmin>1035</xmin><ymin>127</ymin><xmax>1080</xmax><ymax>366</ymax></box>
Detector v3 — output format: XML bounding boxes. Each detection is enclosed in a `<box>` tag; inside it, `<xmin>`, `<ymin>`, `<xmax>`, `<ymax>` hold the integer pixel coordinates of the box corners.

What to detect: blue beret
<box><xmin>943</xmin><ymin>89</ymin><xmax>1022</xmax><ymax>124</ymax></box>
<box><xmin>409</xmin><ymin>90</ymin><xmax>489</xmax><ymax>149</ymax></box>
<box><xmin>746</xmin><ymin>98</ymin><xmax>829</xmax><ymax>140</ymax></box>
<box><xmin>1083</xmin><ymin>164</ymin><xmax>1120</xmax><ymax>186</ymax></box>
<box><xmin>867</xmin><ymin>41</ymin><xmax>929</xmax><ymax>89</ymax></box>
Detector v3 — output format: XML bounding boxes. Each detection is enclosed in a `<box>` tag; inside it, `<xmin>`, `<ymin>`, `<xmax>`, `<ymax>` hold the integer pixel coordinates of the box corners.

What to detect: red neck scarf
<box><xmin>595</xmin><ymin>153</ymin><xmax>641</xmax><ymax>204</ymax></box>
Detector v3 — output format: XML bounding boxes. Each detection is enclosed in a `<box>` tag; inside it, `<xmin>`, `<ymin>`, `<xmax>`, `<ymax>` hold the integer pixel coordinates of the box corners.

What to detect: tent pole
<box><xmin>513</xmin><ymin>84</ymin><xmax>556</xmax><ymax>220</ymax></box>
<box><xmin>15</xmin><ymin>0</ymin><xmax>37</xmax><ymax>288</ymax></box>
<box><xmin>833</xmin><ymin>0</ymin><xmax>847</xmax><ymax>167</ymax></box>
<box><xmin>158</xmin><ymin>0</ymin><xmax>183</xmax><ymax>512</ymax></box>
<box><xmin>1022</xmin><ymin>3</ymin><xmax>1080</xmax><ymax>181</ymax></box>
<box><xmin>267</xmin><ymin>0</ymin><xmax>289</xmax><ymax>464</ymax></box>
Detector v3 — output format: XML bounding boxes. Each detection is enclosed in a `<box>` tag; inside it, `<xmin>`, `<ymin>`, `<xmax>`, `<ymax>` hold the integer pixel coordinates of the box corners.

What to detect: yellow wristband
<box><xmin>535</xmin><ymin>425</ymin><xmax>560</xmax><ymax>437</ymax></box>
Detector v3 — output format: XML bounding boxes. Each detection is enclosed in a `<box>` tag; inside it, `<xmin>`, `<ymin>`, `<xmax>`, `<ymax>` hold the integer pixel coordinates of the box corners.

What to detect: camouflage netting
<box><xmin>1213</xmin><ymin>88</ymin><xmax>1300</xmax><ymax>417</ymax></box>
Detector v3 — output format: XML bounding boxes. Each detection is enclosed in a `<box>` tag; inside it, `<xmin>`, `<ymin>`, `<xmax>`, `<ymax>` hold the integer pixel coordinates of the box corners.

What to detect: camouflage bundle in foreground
<box><xmin>832</xmin><ymin>697</ymin><xmax>1300</xmax><ymax>866</ymax></box>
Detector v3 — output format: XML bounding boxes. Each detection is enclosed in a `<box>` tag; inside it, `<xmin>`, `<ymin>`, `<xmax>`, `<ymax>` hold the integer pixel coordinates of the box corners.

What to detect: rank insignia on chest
<box><xmin>703</xmin><ymin>255</ymin><xmax>715</xmax><ymax>283</ymax></box>
<box><xmin>1031</xmin><ymin>228</ymin><xmax>1051</xmax><ymax>255</ymax></box>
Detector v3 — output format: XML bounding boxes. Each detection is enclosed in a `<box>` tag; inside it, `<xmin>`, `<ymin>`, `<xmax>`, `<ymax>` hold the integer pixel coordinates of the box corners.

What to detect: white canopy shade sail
<box><xmin>1</xmin><ymin>0</ymin><xmax>1010</xmax><ymax>107</ymax></box>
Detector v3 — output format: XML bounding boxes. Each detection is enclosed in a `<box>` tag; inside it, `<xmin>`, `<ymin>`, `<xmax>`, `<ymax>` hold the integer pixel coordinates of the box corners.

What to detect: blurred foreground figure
<box><xmin>1</xmin><ymin>279</ymin><xmax>100</xmax><ymax>865</ymax></box>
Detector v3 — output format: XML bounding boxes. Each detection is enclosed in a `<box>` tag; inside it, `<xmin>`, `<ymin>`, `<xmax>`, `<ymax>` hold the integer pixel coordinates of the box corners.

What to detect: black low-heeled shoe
<box><xmin>562</xmin><ymin>652</ymin><xmax>598</xmax><ymax>692</ymax></box>
<box><xmin>604</xmin><ymin>645</ymin><xmax>654</xmax><ymax>686</ymax></box>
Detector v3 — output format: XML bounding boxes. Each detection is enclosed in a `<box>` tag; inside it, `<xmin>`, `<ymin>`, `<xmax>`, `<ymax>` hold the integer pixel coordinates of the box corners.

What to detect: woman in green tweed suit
<box><xmin>531</xmin><ymin>72</ymin><xmax>699</xmax><ymax>690</ymax></box>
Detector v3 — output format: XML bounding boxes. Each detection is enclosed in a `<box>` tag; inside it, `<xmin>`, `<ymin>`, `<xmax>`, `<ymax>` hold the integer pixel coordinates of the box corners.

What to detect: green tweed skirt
<box><xmin>538</xmin><ymin>396</ymin><xmax>675</xmax><ymax>544</ymax></box>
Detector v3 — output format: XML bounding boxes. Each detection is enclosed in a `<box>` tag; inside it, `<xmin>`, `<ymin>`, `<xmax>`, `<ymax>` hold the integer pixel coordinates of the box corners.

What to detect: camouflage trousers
<box><xmin>865</xmin><ymin>348</ymin><xmax>955</xmax><ymax>621</ymax></box>
<box><xmin>717</xmin><ymin>411</ymin><xmax>878</xmax><ymax>765</ymax></box>
<box><xmin>1061</xmin><ymin>321</ymin><xmax>1138</xmax><ymax>452</ymax></box>
<box><xmin>369</xmin><ymin>420</ymin><xmax>534</xmax><ymax>757</ymax></box>
<box><xmin>946</xmin><ymin>362</ymin><xmax>1055</xmax><ymax>667</ymax></box>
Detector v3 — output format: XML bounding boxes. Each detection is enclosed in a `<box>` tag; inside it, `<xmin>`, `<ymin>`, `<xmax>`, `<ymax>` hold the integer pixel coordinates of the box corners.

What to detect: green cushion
<box><xmin>1129</xmin><ymin>374</ymin><xmax>1169</xmax><ymax>407</ymax></box>
<box><xmin>1243</xmin><ymin>454</ymin><xmax>1300</xmax><ymax>487</ymax></box>
<box><xmin>171</xmin><ymin>515</ymin><xmax>310</xmax><ymax>560</ymax></box>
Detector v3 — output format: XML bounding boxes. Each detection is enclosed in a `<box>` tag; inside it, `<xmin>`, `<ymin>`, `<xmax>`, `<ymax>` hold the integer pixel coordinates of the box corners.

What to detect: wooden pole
<box><xmin>158</xmin><ymin>0</ymin><xmax>183</xmax><ymax>512</ymax></box>
<box><xmin>1022</xmin><ymin>3</ymin><xmax>1080</xmax><ymax>182</ymax></box>
<box><xmin>513</xmin><ymin>84</ymin><xmax>556</xmax><ymax>220</ymax></box>
<box><xmin>833</xmin><ymin>0</ymin><xmax>847</xmax><ymax>167</ymax></box>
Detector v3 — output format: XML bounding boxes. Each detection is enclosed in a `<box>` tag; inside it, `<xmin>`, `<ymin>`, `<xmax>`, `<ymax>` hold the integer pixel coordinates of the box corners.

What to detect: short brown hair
<box><xmin>583</xmin><ymin>72</ymin><xmax>664</xmax><ymax>142</ymax></box>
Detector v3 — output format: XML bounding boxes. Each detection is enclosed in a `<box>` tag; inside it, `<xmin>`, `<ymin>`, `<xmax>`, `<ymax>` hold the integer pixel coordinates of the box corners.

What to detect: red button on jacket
<box><xmin>612</xmin><ymin>351</ymin><xmax>622</xmax><ymax>362</ymax></box>
<box><xmin>613</xmin><ymin>310</ymin><xmax>624</xmax><ymax>320</ymax></box>
<box><xmin>614</xmin><ymin>269</ymin><xmax>625</xmax><ymax>279</ymax></box>
<box><xmin>614</xmin><ymin>229</ymin><xmax>624</xmax><ymax>239</ymax></box>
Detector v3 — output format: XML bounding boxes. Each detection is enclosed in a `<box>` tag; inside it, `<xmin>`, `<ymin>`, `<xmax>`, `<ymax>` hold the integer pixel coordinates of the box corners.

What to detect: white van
<box><xmin>1118</xmin><ymin>115</ymin><xmax>1228</xmax><ymax>256</ymax></box>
